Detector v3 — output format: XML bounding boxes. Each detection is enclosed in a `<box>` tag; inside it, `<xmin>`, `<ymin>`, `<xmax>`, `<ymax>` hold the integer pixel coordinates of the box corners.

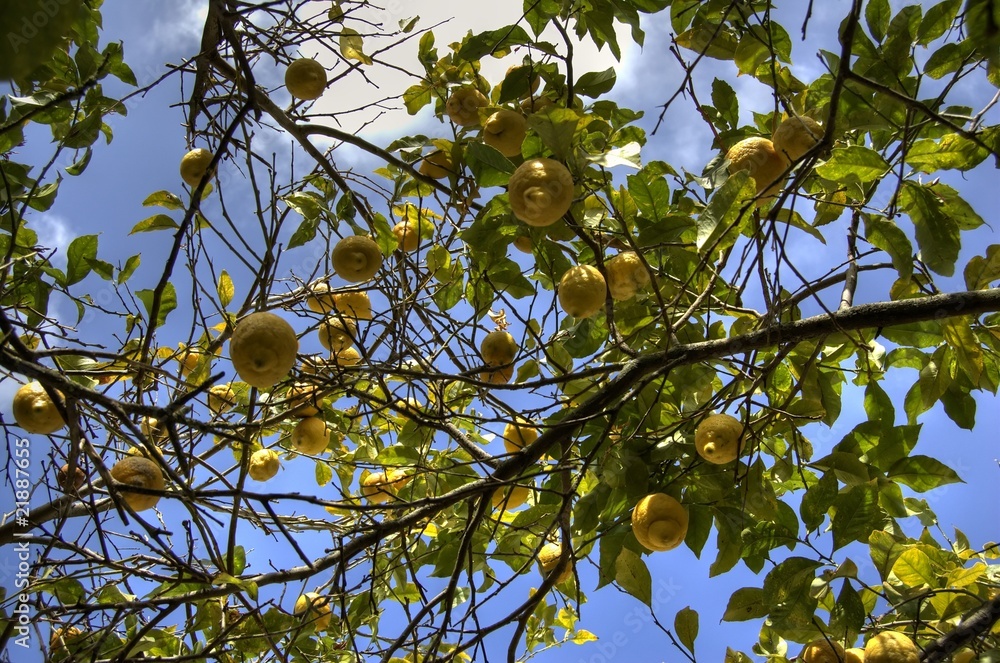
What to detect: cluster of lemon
<box><xmin>797</xmin><ymin>630</ymin><xmax>930</xmax><ymax>663</ymax></box>
<box><xmin>725</xmin><ymin>114</ymin><xmax>825</xmax><ymax>206</ymax></box>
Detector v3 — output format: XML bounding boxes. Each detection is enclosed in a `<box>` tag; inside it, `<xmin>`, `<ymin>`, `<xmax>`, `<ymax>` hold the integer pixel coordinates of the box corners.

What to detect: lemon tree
<box><xmin>3</xmin><ymin>2</ymin><xmax>1000</xmax><ymax>663</ymax></box>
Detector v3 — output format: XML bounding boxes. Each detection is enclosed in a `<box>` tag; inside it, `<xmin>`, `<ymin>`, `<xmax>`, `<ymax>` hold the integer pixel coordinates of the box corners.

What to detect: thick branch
<box><xmin>920</xmin><ymin>592</ymin><xmax>1000</xmax><ymax>662</ymax></box>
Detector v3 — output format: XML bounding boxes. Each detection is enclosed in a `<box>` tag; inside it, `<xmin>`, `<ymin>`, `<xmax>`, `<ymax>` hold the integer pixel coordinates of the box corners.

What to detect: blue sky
<box><xmin>3</xmin><ymin>1</ymin><xmax>999</xmax><ymax>662</ymax></box>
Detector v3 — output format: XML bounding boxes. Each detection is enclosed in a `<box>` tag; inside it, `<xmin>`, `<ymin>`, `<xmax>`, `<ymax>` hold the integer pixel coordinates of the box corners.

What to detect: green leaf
<box><xmin>65</xmin><ymin>147</ymin><xmax>93</xmax><ymax>176</ymax></box>
<box><xmin>118</xmin><ymin>254</ymin><xmax>141</xmax><ymax>284</ymax></box>
<box><xmin>964</xmin><ymin>244</ymin><xmax>1000</xmax><ymax>290</ymax></box>
<box><xmin>231</xmin><ymin>545</ymin><xmax>246</xmax><ymax>575</ymax></box>
<box><xmin>697</xmin><ymin>171</ymin><xmax>755</xmax><ymax>252</ymax></box>
<box><xmin>143</xmin><ymin>190</ymin><xmax>185</xmax><ymax>210</ymax></box>
<box><xmin>864</xmin><ymin>215</ymin><xmax>913</xmax><ymax>281</ymax></box>
<box><xmin>942</xmin><ymin>317</ymin><xmax>983</xmax><ymax>385</ymax></box>
<box><xmin>905</xmin><ymin>134</ymin><xmax>990</xmax><ymax>174</ymax></box>
<box><xmin>527</xmin><ymin>108</ymin><xmax>580</xmax><ymax>160</ymax></box>
<box><xmin>722</xmin><ymin>587</ymin><xmax>768</xmax><ymax>622</ymax></box>
<box><xmin>402</xmin><ymin>83</ymin><xmax>432</xmax><ymax>115</ymax></box>
<box><xmin>887</xmin><ymin>455</ymin><xmax>963</xmax><ymax>492</ymax></box>
<box><xmin>217</xmin><ymin>270</ymin><xmax>234</xmax><ymax>308</ymax></box>
<box><xmin>800</xmin><ymin>471</ymin><xmax>838</xmax><ymax>532</ymax></box>
<box><xmin>65</xmin><ymin>234</ymin><xmax>98</xmax><ymax>286</ymax></box>
<box><xmin>899</xmin><ymin>181</ymin><xmax>961</xmax><ymax>277</ymax></box>
<box><xmin>464</xmin><ymin>142</ymin><xmax>515</xmax><ymax>188</ymax></box>
<box><xmin>575</xmin><ymin>67</ymin><xmax>617</xmax><ymax>97</ymax></box>
<box><xmin>917</xmin><ymin>0</ymin><xmax>962</xmax><ymax>44</ymax></box>
<box><xmin>866</xmin><ymin>0</ymin><xmax>891</xmax><ymax>42</ymax></box>
<box><xmin>315</xmin><ymin>460</ymin><xmax>333</xmax><ymax>486</ymax></box>
<box><xmin>456</xmin><ymin>25</ymin><xmax>532</xmax><ymax>61</ymax></box>
<box><xmin>614</xmin><ymin>547</ymin><xmax>652</xmax><ymax>606</ymax></box>
<box><xmin>131</xmin><ymin>214</ymin><xmax>179</xmax><ymax>234</ymax></box>
<box><xmin>828</xmin><ymin>583</ymin><xmax>866</xmax><ymax>643</ymax></box>
<box><xmin>135</xmin><ymin>283</ymin><xmax>177</xmax><ymax>328</ymax></box>
<box><xmin>831</xmin><ymin>484</ymin><xmax>880</xmax><ymax>551</ymax></box>
<box><xmin>814</xmin><ymin>145</ymin><xmax>889</xmax><ymax>185</ymax></box>
<box><xmin>627</xmin><ymin>171</ymin><xmax>671</xmax><ymax>222</ymax></box>
<box><xmin>674</xmin><ymin>606</ymin><xmax>698</xmax><ymax>652</ymax></box>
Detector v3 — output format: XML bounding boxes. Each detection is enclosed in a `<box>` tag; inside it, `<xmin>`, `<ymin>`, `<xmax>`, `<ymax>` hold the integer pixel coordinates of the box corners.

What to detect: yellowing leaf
<box><xmin>217</xmin><ymin>270</ymin><xmax>235</xmax><ymax>308</ymax></box>
<box><xmin>571</xmin><ymin>629</ymin><xmax>598</xmax><ymax>644</ymax></box>
<box><xmin>340</xmin><ymin>28</ymin><xmax>373</xmax><ymax>65</ymax></box>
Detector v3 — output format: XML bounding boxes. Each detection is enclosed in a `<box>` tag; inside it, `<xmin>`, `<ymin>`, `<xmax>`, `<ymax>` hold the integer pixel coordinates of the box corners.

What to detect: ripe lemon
<box><xmin>864</xmin><ymin>631</ymin><xmax>919</xmax><ymax>663</ymax></box>
<box><xmin>286</xmin><ymin>382</ymin><xmax>321</xmax><ymax>417</ymax></box>
<box><xmin>799</xmin><ymin>639</ymin><xmax>847</xmax><ymax>663</ymax></box>
<box><xmin>631</xmin><ymin>493</ymin><xmax>688</xmax><ymax>552</ymax></box>
<box><xmin>491</xmin><ymin>484</ymin><xmax>531</xmax><ymax>510</ymax></box>
<box><xmin>292</xmin><ymin>416</ymin><xmax>329</xmax><ymax>455</ymax></box>
<box><xmin>845</xmin><ymin>648</ymin><xmax>866</xmax><ymax>663</ymax></box>
<box><xmin>694</xmin><ymin>413</ymin><xmax>744</xmax><ymax>465</ymax></box>
<box><xmin>294</xmin><ymin>592</ymin><xmax>333</xmax><ymax>631</ymax></box>
<box><xmin>332</xmin><ymin>235</ymin><xmax>383</xmax><ymax>283</ymax></box>
<box><xmin>772</xmin><ymin>115</ymin><xmax>824</xmax><ymax>163</ymax></box>
<box><xmin>392</xmin><ymin>218</ymin><xmax>433</xmax><ymax>252</ymax></box>
<box><xmin>306</xmin><ymin>282</ymin><xmax>337</xmax><ymax>313</ymax></box>
<box><xmin>605</xmin><ymin>251</ymin><xmax>650</xmax><ymax>301</ymax></box>
<box><xmin>229</xmin><ymin>311</ymin><xmax>299</xmax><ymax>390</ymax></box>
<box><xmin>520</xmin><ymin>94</ymin><xmax>557</xmax><ymax>114</ymax></box>
<box><xmin>318</xmin><ymin>316</ymin><xmax>357</xmax><ymax>352</ymax></box>
<box><xmin>502</xmin><ymin>420</ymin><xmax>538</xmax><ymax>453</ymax></box>
<box><xmin>508</xmin><ymin>158</ymin><xmax>574</xmax><ymax>227</ymax></box>
<box><xmin>361</xmin><ymin>469</ymin><xmax>409</xmax><ymax>503</ymax></box>
<box><xmin>177</xmin><ymin>344</ymin><xmax>205</xmax><ymax>378</ymax></box>
<box><xmin>481</xmin><ymin>330</ymin><xmax>517</xmax><ymax>366</ymax></box>
<box><xmin>12</xmin><ymin>381</ymin><xmax>65</xmax><ymax>434</ymax></box>
<box><xmin>482</xmin><ymin>110</ymin><xmax>527</xmax><ymax>157</ymax></box>
<box><xmin>50</xmin><ymin>626</ymin><xmax>85</xmax><ymax>661</ymax></box>
<box><xmin>558</xmin><ymin>265</ymin><xmax>606</xmax><ymax>319</ymax></box>
<box><xmin>951</xmin><ymin>649</ymin><xmax>976</xmax><ymax>663</ymax></box>
<box><xmin>512</xmin><ymin>235</ymin><xmax>533</xmax><ymax>253</ymax></box>
<box><xmin>141</xmin><ymin>416</ymin><xmax>167</xmax><ymax>442</ymax></box>
<box><xmin>110</xmin><ymin>456</ymin><xmax>165</xmax><ymax>512</ymax></box>
<box><xmin>285</xmin><ymin>58</ymin><xmax>327</xmax><ymax>100</ymax></box>
<box><xmin>725</xmin><ymin>137</ymin><xmax>787</xmax><ymax>205</ymax></box>
<box><xmin>445</xmin><ymin>86</ymin><xmax>489</xmax><ymax>127</ymax></box>
<box><xmin>179</xmin><ymin>148</ymin><xmax>215</xmax><ymax>188</ymax></box>
<box><xmin>248</xmin><ymin>448</ymin><xmax>281</xmax><ymax>481</ymax></box>
<box><xmin>537</xmin><ymin>542</ymin><xmax>572</xmax><ymax>584</ymax></box>
<box><xmin>333</xmin><ymin>291</ymin><xmax>372</xmax><ymax>320</ymax></box>
<box><xmin>207</xmin><ymin>383</ymin><xmax>237</xmax><ymax>415</ymax></box>
<box><xmin>333</xmin><ymin>347</ymin><xmax>362</xmax><ymax>366</ymax></box>
<box><xmin>418</xmin><ymin>149</ymin><xmax>454</xmax><ymax>180</ymax></box>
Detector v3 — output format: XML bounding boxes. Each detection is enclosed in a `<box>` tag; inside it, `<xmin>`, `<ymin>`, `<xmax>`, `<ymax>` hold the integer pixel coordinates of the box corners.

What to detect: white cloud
<box><xmin>31</xmin><ymin>214</ymin><xmax>72</xmax><ymax>270</ymax></box>
<box><xmin>144</xmin><ymin>0</ymin><xmax>209</xmax><ymax>59</ymax></box>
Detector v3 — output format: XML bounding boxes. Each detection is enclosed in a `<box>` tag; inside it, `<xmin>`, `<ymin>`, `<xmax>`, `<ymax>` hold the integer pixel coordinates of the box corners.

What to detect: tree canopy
<box><xmin>1</xmin><ymin>0</ymin><xmax>999</xmax><ymax>662</ymax></box>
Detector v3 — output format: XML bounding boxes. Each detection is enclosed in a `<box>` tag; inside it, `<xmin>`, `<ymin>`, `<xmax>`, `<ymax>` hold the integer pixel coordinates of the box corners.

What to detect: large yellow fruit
<box><xmin>845</xmin><ymin>648</ymin><xmax>866</xmax><ymax>663</ymax></box>
<box><xmin>110</xmin><ymin>456</ymin><xmax>165</xmax><ymax>512</ymax></box>
<box><xmin>418</xmin><ymin>149</ymin><xmax>454</xmax><ymax>180</ymax></box>
<box><xmin>482</xmin><ymin>110</ymin><xmax>527</xmax><ymax>157</ymax></box>
<box><xmin>179</xmin><ymin>148</ymin><xmax>215</xmax><ymax>188</ymax></box>
<box><xmin>772</xmin><ymin>115</ymin><xmax>824</xmax><ymax>163</ymax></box>
<box><xmin>491</xmin><ymin>484</ymin><xmax>530</xmax><ymax>510</ymax></box>
<box><xmin>294</xmin><ymin>592</ymin><xmax>332</xmax><ymax>631</ymax></box>
<box><xmin>306</xmin><ymin>282</ymin><xmax>337</xmax><ymax>313</ymax></box>
<box><xmin>481</xmin><ymin>330</ymin><xmax>517</xmax><ymax>366</ymax></box>
<box><xmin>537</xmin><ymin>542</ymin><xmax>572</xmax><ymax>584</ymax></box>
<box><xmin>49</xmin><ymin>625</ymin><xmax>85</xmax><ymax>661</ymax></box>
<box><xmin>285</xmin><ymin>58</ymin><xmax>327</xmax><ymax>100</ymax></box>
<box><xmin>694</xmin><ymin>413</ymin><xmax>744</xmax><ymax>465</ymax></box>
<box><xmin>502</xmin><ymin>420</ymin><xmax>538</xmax><ymax>453</ymax></box>
<box><xmin>951</xmin><ymin>649</ymin><xmax>977</xmax><ymax>663</ymax></box>
<box><xmin>392</xmin><ymin>218</ymin><xmax>432</xmax><ymax>252</ymax></box>
<box><xmin>332</xmin><ymin>236</ymin><xmax>383</xmax><ymax>283</ymax></box>
<box><xmin>864</xmin><ymin>631</ymin><xmax>920</xmax><ymax>663</ymax></box>
<box><xmin>333</xmin><ymin>347</ymin><xmax>362</xmax><ymax>367</ymax></box>
<box><xmin>631</xmin><ymin>493</ymin><xmax>688</xmax><ymax>552</ymax></box>
<box><xmin>12</xmin><ymin>381</ymin><xmax>65</xmax><ymax>434</ymax></box>
<box><xmin>286</xmin><ymin>382</ymin><xmax>321</xmax><ymax>416</ymax></box>
<box><xmin>799</xmin><ymin>639</ymin><xmax>847</xmax><ymax>663</ymax></box>
<box><xmin>318</xmin><ymin>316</ymin><xmax>357</xmax><ymax>352</ymax></box>
<box><xmin>292</xmin><ymin>417</ymin><xmax>329</xmax><ymax>455</ymax></box>
<box><xmin>207</xmin><ymin>383</ymin><xmax>237</xmax><ymax>415</ymax></box>
<box><xmin>141</xmin><ymin>416</ymin><xmax>167</xmax><ymax>442</ymax></box>
<box><xmin>605</xmin><ymin>251</ymin><xmax>650</xmax><ymax>301</ymax></box>
<box><xmin>333</xmin><ymin>291</ymin><xmax>372</xmax><ymax>320</ymax></box>
<box><xmin>361</xmin><ymin>469</ymin><xmax>409</xmax><ymax>503</ymax></box>
<box><xmin>229</xmin><ymin>312</ymin><xmax>299</xmax><ymax>390</ymax></box>
<box><xmin>508</xmin><ymin>158</ymin><xmax>574</xmax><ymax>227</ymax></box>
<box><xmin>445</xmin><ymin>86</ymin><xmax>489</xmax><ymax>126</ymax></box>
<box><xmin>248</xmin><ymin>448</ymin><xmax>281</xmax><ymax>482</ymax></box>
<box><xmin>726</xmin><ymin>136</ymin><xmax>787</xmax><ymax>205</ymax></box>
<box><xmin>558</xmin><ymin>265</ymin><xmax>606</xmax><ymax>319</ymax></box>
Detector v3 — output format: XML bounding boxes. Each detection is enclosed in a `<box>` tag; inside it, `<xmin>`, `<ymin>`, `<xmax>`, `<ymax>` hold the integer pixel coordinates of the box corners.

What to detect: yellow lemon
<box><xmin>333</xmin><ymin>291</ymin><xmax>372</xmax><ymax>320</ymax></box>
<box><xmin>491</xmin><ymin>484</ymin><xmax>530</xmax><ymax>510</ymax></box>
<box><xmin>772</xmin><ymin>114</ymin><xmax>824</xmax><ymax>163</ymax></box>
<box><xmin>725</xmin><ymin>137</ymin><xmax>787</xmax><ymax>205</ymax></box>
<box><xmin>445</xmin><ymin>86</ymin><xmax>489</xmax><ymax>126</ymax></box>
<box><xmin>694</xmin><ymin>413</ymin><xmax>744</xmax><ymax>465</ymax></box>
<box><xmin>294</xmin><ymin>592</ymin><xmax>332</xmax><ymax>630</ymax></box>
<box><xmin>631</xmin><ymin>493</ymin><xmax>688</xmax><ymax>552</ymax></box>
<box><xmin>558</xmin><ymin>265</ymin><xmax>606</xmax><ymax>318</ymax></box>
<box><xmin>482</xmin><ymin>109</ymin><xmax>527</xmax><ymax>157</ymax></box>
<box><xmin>179</xmin><ymin>148</ymin><xmax>214</xmax><ymax>188</ymax></box>
<box><xmin>318</xmin><ymin>316</ymin><xmax>357</xmax><ymax>352</ymax></box>
<box><xmin>332</xmin><ymin>236</ymin><xmax>383</xmax><ymax>283</ymax></box>
<box><xmin>306</xmin><ymin>282</ymin><xmax>337</xmax><ymax>313</ymax></box>
<box><xmin>508</xmin><ymin>158</ymin><xmax>574</xmax><ymax>227</ymax></box>
<box><xmin>845</xmin><ymin>648</ymin><xmax>866</xmax><ymax>663</ymax></box>
<box><xmin>799</xmin><ymin>639</ymin><xmax>847</xmax><ymax>663</ymax></box>
<box><xmin>537</xmin><ymin>542</ymin><xmax>572</xmax><ymax>583</ymax></box>
<box><xmin>502</xmin><ymin>420</ymin><xmax>538</xmax><ymax>454</ymax></box>
<box><xmin>864</xmin><ymin>631</ymin><xmax>919</xmax><ymax>663</ymax></box>
<box><xmin>285</xmin><ymin>58</ymin><xmax>327</xmax><ymax>100</ymax></box>
<box><xmin>418</xmin><ymin>149</ymin><xmax>455</xmax><ymax>180</ymax></box>
<box><xmin>12</xmin><ymin>381</ymin><xmax>65</xmax><ymax>434</ymax></box>
<box><xmin>605</xmin><ymin>251</ymin><xmax>650</xmax><ymax>301</ymax></box>
<box><xmin>229</xmin><ymin>312</ymin><xmax>299</xmax><ymax>390</ymax></box>
<box><xmin>207</xmin><ymin>383</ymin><xmax>237</xmax><ymax>415</ymax></box>
<box><xmin>248</xmin><ymin>448</ymin><xmax>280</xmax><ymax>482</ymax></box>
<box><xmin>291</xmin><ymin>416</ymin><xmax>329</xmax><ymax>455</ymax></box>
